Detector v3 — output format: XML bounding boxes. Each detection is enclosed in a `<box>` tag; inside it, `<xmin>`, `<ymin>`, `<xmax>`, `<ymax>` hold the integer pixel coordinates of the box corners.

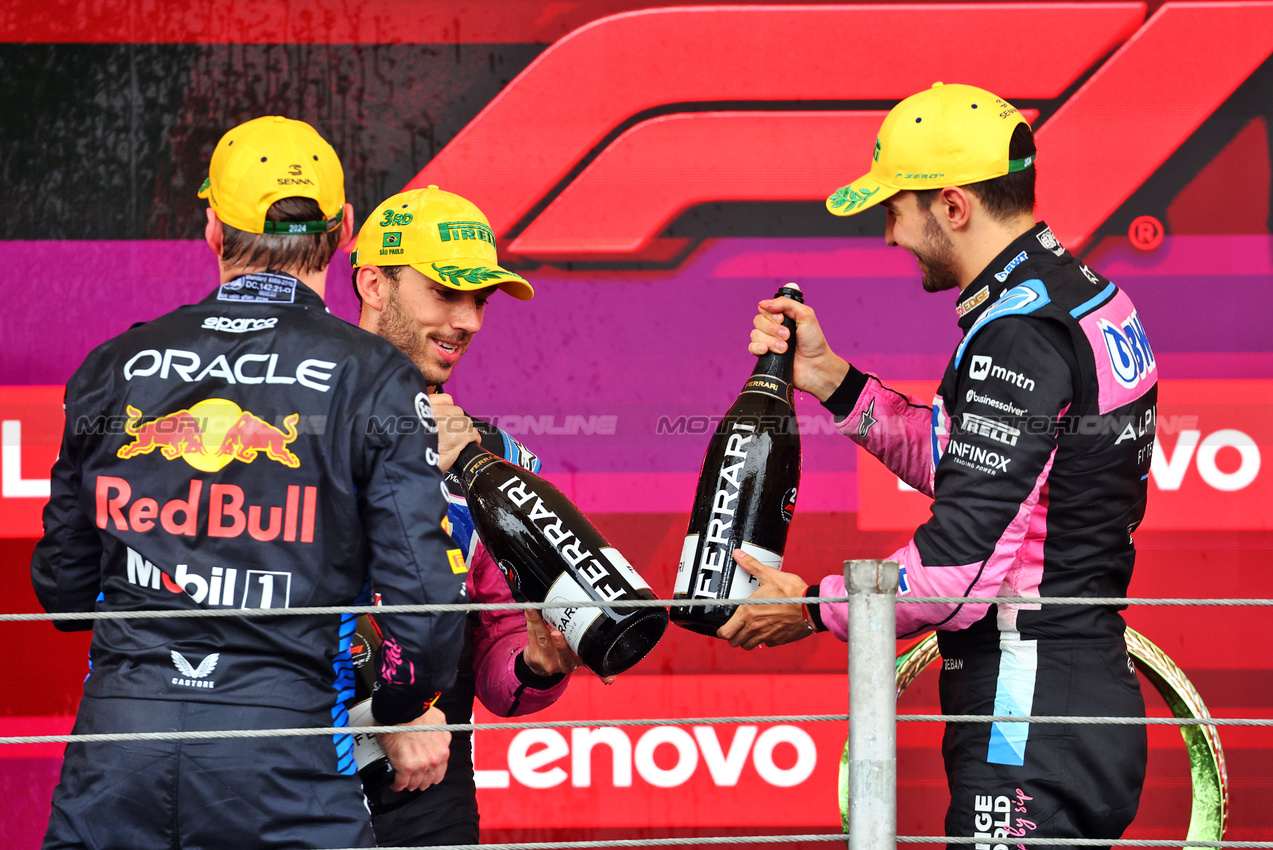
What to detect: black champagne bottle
<box><xmin>670</xmin><ymin>282</ymin><xmax>804</xmax><ymax>635</ymax></box>
<box><xmin>454</xmin><ymin>442</ymin><xmax>668</xmax><ymax>676</ymax></box>
<box><xmin>347</xmin><ymin>614</ymin><xmax>420</xmax><ymax>816</ymax></box>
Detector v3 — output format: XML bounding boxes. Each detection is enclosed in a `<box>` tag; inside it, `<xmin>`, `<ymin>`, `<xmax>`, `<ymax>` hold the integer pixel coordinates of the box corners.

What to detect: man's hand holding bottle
<box><xmin>749</xmin><ymin>295</ymin><xmax>850</xmax><ymax>403</ymax></box>
<box><xmin>378</xmin><ymin>704</ymin><xmax>452</xmax><ymax>792</ymax></box>
<box><xmin>428</xmin><ymin>392</ymin><xmax>481</xmax><ymax>472</ymax></box>
<box><xmin>523</xmin><ymin>610</ymin><xmax>617</xmax><ymax>685</ymax></box>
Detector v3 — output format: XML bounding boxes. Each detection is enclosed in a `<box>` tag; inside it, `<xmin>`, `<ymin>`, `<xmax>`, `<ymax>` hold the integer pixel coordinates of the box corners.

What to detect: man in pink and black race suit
<box><xmin>351</xmin><ymin>185</ymin><xmax>612</xmax><ymax>846</ymax></box>
<box><xmin>720</xmin><ymin>83</ymin><xmax>1157</xmax><ymax>847</ymax></box>
<box><xmin>31</xmin><ymin>117</ymin><xmax>466</xmax><ymax>849</ymax></box>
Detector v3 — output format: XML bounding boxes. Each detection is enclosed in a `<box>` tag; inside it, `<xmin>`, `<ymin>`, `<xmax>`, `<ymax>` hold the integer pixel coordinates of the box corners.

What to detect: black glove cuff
<box><xmin>804</xmin><ymin>583</ymin><xmax>828</xmax><ymax>633</ymax></box>
<box><xmin>821</xmin><ymin>365</ymin><xmax>869</xmax><ymax>422</ymax></box>
<box><xmin>515</xmin><ymin>652</ymin><xmax>568</xmax><ymax>689</ymax></box>
<box><xmin>371</xmin><ymin>684</ymin><xmax>427</xmax><ymax>727</ymax></box>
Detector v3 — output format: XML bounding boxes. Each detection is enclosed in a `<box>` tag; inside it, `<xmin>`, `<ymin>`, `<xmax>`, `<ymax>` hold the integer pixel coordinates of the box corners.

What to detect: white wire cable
<box><xmin>3</xmin><ymin>595</ymin><xmax>1272</xmax><ymax>624</ymax></box>
<box><xmin>10</xmin><ymin>592</ymin><xmax>1268</xmax><ymax>845</ymax></box>
<box><xmin>2</xmin><ymin>712</ymin><xmax>1268</xmax><ymax>747</ymax></box>
<box><xmin>341</xmin><ymin>838</ymin><xmax>1273</xmax><ymax>849</ymax></box>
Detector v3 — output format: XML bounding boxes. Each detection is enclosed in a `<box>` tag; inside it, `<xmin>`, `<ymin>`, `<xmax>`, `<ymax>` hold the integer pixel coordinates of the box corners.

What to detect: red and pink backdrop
<box><xmin>2</xmin><ymin>0</ymin><xmax>1272</xmax><ymax>845</ymax></box>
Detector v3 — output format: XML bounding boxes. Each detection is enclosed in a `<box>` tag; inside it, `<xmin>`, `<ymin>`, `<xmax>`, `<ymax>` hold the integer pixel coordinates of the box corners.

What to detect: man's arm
<box><xmin>353</xmin><ymin>357</ymin><xmax>468</xmax><ymax>727</ymax></box>
<box><xmin>468</xmin><ymin>542</ymin><xmax>575</xmax><ymax>717</ymax></box>
<box><xmin>723</xmin><ymin>318</ymin><xmax>1074</xmax><ymax>646</ymax></box>
<box><xmin>824</xmin><ymin>318</ymin><xmax>1073</xmax><ymax>639</ymax></box>
<box><xmin>824</xmin><ymin>369</ymin><xmax>939</xmax><ymax>496</ymax></box>
<box><xmin>750</xmin><ymin>296</ymin><xmax>935</xmax><ymax>493</ymax></box>
<box><xmin>31</xmin><ymin>381</ymin><xmax>104</xmax><ymax>630</ymax></box>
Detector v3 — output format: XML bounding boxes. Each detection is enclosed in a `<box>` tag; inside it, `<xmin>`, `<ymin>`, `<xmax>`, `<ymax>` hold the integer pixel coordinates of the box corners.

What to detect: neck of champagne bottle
<box><xmin>751</xmin><ymin>330</ymin><xmax>795</xmax><ymax>383</ymax></box>
<box><xmin>453</xmin><ymin>441</ymin><xmax>494</xmax><ymax>493</ymax></box>
<box><xmin>750</xmin><ymin>284</ymin><xmax>803</xmax><ymax>384</ymax></box>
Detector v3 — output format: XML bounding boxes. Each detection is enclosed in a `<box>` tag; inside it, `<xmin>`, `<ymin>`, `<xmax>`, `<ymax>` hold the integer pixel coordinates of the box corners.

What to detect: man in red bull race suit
<box><xmin>31</xmin><ymin>117</ymin><xmax>467</xmax><ymax>849</ymax></box>
<box><xmin>719</xmin><ymin>84</ymin><xmax>1157</xmax><ymax>847</ymax></box>
<box><xmin>349</xmin><ymin>186</ymin><xmax>612</xmax><ymax>845</ymax></box>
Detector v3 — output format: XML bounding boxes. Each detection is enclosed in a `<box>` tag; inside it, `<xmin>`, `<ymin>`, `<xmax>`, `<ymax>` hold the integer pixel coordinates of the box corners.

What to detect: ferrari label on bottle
<box><xmin>347</xmin><ymin>698</ymin><xmax>388</xmax><ymax>771</ymax></box>
<box><xmin>455</xmin><ymin>439</ymin><xmax>668</xmax><ymax>676</ymax></box>
<box><xmin>600</xmin><ymin>547</ymin><xmax>651</xmax><ymax>593</ymax></box>
<box><xmin>544</xmin><ymin>572</ymin><xmax>604</xmax><ymax>651</ymax></box>
<box><xmin>670</xmin><ymin>283</ymin><xmax>804</xmax><ymax>636</ymax></box>
<box><xmin>727</xmin><ymin>541</ymin><xmax>782</xmax><ymax>598</ymax></box>
<box><xmin>674</xmin><ymin>535</ymin><xmax>698</xmax><ymax>595</ymax></box>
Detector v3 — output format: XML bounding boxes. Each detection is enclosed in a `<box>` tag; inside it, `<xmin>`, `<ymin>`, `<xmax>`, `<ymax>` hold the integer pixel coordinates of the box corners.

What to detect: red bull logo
<box><xmin>97</xmin><ymin>476</ymin><xmax>317</xmax><ymax>543</ymax></box>
<box><xmin>117</xmin><ymin>400</ymin><xmax>300</xmax><ymax>471</ymax></box>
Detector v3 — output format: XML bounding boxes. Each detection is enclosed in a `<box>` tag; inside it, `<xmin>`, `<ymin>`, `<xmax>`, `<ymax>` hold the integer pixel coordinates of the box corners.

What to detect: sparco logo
<box><xmin>171</xmin><ymin>650</ymin><xmax>219</xmax><ymax>689</ymax></box>
<box><xmin>202</xmin><ymin>316</ymin><xmax>278</xmax><ymax>334</ymax></box>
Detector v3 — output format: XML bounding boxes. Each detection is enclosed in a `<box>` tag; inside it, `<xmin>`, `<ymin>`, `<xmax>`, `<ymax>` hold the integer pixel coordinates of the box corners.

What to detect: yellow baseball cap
<box><xmin>826</xmin><ymin>82</ymin><xmax>1032</xmax><ymax>217</ymax></box>
<box><xmin>351</xmin><ymin>186</ymin><xmax>533</xmax><ymax>300</ymax></box>
<box><xmin>198</xmin><ymin>116</ymin><xmax>345</xmax><ymax>235</ymax></box>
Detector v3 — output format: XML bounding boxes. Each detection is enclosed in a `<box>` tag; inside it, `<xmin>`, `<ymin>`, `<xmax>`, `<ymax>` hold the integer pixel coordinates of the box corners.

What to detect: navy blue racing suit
<box><xmin>33</xmin><ymin>274</ymin><xmax>467</xmax><ymax>849</ymax></box>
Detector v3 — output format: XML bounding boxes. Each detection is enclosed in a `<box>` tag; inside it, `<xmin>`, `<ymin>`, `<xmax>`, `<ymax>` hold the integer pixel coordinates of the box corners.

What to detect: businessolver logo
<box><xmin>117</xmin><ymin>400</ymin><xmax>300</xmax><ymax>471</ymax></box>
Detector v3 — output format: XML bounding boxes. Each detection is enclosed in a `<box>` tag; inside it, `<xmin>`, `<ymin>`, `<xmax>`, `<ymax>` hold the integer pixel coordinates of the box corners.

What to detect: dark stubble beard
<box><xmin>915</xmin><ymin>210</ymin><xmax>962</xmax><ymax>294</ymax></box>
<box><xmin>378</xmin><ymin>281</ymin><xmax>452</xmax><ymax>386</ymax></box>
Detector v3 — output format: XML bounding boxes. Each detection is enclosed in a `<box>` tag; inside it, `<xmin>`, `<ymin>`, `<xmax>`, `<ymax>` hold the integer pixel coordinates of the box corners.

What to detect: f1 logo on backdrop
<box><xmin>409</xmin><ymin>3</ymin><xmax>1273</xmax><ymax>261</ymax></box>
<box><xmin>858</xmin><ymin>380</ymin><xmax>1273</xmax><ymax>530</ymax></box>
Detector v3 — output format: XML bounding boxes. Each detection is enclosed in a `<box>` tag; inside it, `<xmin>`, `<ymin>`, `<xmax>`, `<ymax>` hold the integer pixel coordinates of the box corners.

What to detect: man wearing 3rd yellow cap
<box><xmin>348</xmin><ymin>186</ymin><xmax>609</xmax><ymax>845</ymax></box>
<box><xmin>33</xmin><ymin>118</ymin><xmax>467</xmax><ymax>849</ymax></box>
<box><xmin>722</xmin><ymin>83</ymin><xmax>1156</xmax><ymax>845</ymax></box>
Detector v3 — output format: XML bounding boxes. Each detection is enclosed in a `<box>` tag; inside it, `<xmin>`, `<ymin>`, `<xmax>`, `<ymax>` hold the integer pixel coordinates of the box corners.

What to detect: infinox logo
<box><xmin>408</xmin><ymin>4</ymin><xmax>1273</xmax><ymax>259</ymax></box>
<box><xmin>117</xmin><ymin>401</ymin><xmax>299</xmax><ymax>471</ymax></box>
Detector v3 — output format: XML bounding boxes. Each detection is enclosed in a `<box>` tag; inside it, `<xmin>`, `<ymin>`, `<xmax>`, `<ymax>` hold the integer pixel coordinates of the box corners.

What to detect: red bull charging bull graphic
<box><xmin>117</xmin><ymin>400</ymin><xmax>300</xmax><ymax>471</ymax></box>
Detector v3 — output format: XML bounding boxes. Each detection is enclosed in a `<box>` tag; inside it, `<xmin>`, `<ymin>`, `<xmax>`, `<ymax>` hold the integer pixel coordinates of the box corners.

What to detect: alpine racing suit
<box><xmin>32</xmin><ymin>273</ymin><xmax>467</xmax><ymax>849</ymax></box>
<box><xmin>809</xmin><ymin>223</ymin><xmax>1157</xmax><ymax>846</ymax></box>
<box><xmin>370</xmin><ymin>421</ymin><xmax>570</xmax><ymax>846</ymax></box>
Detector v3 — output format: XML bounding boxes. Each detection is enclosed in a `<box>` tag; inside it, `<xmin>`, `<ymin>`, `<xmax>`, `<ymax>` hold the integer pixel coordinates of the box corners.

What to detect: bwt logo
<box><xmin>479</xmin><ymin>724</ymin><xmax>816</xmax><ymax>790</ymax></box>
<box><xmin>1099</xmin><ymin>311</ymin><xmax>1156</xmax><ymax>390</ymax></box>
<box><xmin>408</xmin><ymin>3</ymin><xmax>1273</xmax><ymax>260</ymax></box>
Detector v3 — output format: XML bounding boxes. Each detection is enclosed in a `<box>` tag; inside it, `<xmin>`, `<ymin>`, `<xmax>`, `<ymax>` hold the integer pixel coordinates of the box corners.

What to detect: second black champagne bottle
<box><xmin>670</xmin><ymin>283</ymin><xmax>804</xmax><ymax>635</ymax></box>
<box><xmin>453</xmin><ymin>442</ymin><xmax>668</xmax><ymax>676</ymax></box>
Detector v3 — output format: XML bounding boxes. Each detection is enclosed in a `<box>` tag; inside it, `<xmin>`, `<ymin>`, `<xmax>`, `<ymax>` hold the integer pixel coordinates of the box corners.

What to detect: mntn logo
<box><xmin>487</xmin><ymin>724</ymin><xmax>816</xmax><ymax>789</ymax></box>
<box><xmin>970</xmin><ymin>355</ymin><xmax>992</xmax><ymax>381</ymax></box>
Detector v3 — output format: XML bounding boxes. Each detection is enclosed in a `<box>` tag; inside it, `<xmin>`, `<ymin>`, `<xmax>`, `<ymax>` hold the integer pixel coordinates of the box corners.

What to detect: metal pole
<box><xmin>846</xmin><ymin>559</ymin><xmax>899</xmax><ymax>850</ymax></box>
